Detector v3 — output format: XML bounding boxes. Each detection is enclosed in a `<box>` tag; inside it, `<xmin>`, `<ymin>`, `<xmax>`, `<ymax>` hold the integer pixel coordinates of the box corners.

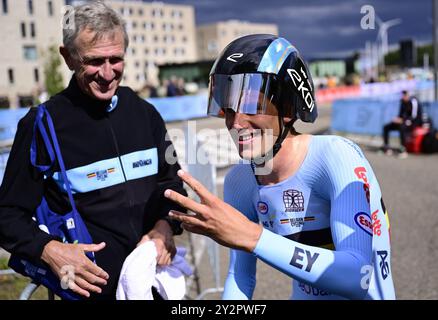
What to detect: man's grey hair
<box><xmin>63</xmin><ymin>1</ymin><xmax>129</xmax><ymax>57</ymax></box>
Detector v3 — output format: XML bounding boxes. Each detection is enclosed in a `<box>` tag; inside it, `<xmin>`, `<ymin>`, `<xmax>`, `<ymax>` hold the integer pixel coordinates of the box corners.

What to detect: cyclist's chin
<box><xmin>238</xmin><ymin>146</ymin><xmax>264</xmax><ymax>161</ymax></box>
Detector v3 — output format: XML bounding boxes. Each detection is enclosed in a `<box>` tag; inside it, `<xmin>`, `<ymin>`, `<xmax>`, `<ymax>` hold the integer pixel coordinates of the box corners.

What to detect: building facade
<box><xmin>196</xmin><ymin>20</ymin><xmax>278</xmax><ymax>61</ymax></box>
<box><xmin>105</xmin><ymin>0</ymin><xmax>197</xmax><ymax>89</ymax></box>
<box><xmin>0</xmin><ymin>0</ymin><xmax>70</xmax><ymax>109</ymax></box>
<box><xmin>1</xmin><ymin>1</ymin><xmax>279</xmax><ymax>107</ymax></box>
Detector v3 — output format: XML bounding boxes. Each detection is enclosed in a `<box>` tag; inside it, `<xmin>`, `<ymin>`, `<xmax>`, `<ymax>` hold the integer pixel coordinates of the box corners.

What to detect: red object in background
<box><xmin>405</xmin><ymin>126</ymin><xmax>429</xmax><ymax>154</ymax></box>
<box><xmin>316</xmin><ymin>85</ymin><xmax>361</xmax><ymax>104</ymax></box>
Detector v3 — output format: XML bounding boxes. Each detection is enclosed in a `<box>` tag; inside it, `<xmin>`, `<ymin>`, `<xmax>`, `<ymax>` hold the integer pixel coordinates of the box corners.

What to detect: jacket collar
<box><xmin>64</xmin><ymin>75</ymin><xmax>119</xmax><ymax>114</ymax></box>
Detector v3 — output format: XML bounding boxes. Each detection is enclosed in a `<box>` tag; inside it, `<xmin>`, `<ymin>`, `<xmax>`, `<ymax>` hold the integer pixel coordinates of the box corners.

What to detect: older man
<box><xmin>0</xmin><ymin>1</ymin><xmax>186</xmax><ymax>299</ymax></box>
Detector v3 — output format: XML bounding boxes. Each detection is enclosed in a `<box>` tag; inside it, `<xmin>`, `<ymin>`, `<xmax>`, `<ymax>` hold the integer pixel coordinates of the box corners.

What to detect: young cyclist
<box><xmin>165</xmin><ymin>34</ymin><xmax>395</xmax><ymax>300</ymax></box>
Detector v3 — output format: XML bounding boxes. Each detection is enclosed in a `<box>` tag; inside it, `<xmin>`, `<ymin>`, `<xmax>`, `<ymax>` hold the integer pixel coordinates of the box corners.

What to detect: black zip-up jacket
<box><xmin>399</xmin><ymin>96</ymin><xmax>423</xmax><ymax>126</ymax></box>
<box><xmin>0</xmin><ymin>77</ymin><xmax>187</xmax><ymax>298</ymax></box>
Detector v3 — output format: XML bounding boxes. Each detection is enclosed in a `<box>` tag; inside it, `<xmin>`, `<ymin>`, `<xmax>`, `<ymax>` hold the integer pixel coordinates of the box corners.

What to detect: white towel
<box><xmin>116</xmin><ymin>241</ymin><xmax>193</xmax><ymax>300</ymax></box>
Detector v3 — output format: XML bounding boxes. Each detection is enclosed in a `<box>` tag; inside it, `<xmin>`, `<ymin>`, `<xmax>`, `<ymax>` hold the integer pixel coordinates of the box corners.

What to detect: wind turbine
<box><xmin>376</xmin><ymin>16</ymin><xmax>402</xmax><ymax>74</ymax></box>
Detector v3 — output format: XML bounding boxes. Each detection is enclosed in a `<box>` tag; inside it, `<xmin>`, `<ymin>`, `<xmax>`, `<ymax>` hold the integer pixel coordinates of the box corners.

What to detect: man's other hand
<box><xmin>137</xmin><ymin>220</ymin><xmax>176</xmax><ymax>266</ymax></box>
<box><xmin>41</xmin><ymin>240</ymin><xmax>109</xmax><ymax>298</ymax></box>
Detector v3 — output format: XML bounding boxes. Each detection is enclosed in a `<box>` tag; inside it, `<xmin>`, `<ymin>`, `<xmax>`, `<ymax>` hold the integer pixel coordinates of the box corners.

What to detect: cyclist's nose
<box><xmin>232</xmin><ymin>112</ymin><xmax>247</xmax><ymax>129</ymax></box>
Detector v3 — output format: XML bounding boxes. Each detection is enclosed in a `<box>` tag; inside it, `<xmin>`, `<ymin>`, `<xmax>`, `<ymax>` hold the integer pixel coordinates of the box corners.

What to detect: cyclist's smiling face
<box><xmin>225</xmin><ymin>110</ymin><xmax>280</xmax><ymax>160</ymax></box>
<box><xmin>62</xmin><ymin>27</ymin><xmax>125</xmax><ymax>101</ymax></box>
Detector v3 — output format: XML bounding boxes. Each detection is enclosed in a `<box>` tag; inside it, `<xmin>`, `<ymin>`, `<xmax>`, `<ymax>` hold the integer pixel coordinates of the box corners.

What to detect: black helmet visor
<box><xmin>207</xmin><ymin>73</ymin><xmax>283</xmax><ymax>117</ymax></box>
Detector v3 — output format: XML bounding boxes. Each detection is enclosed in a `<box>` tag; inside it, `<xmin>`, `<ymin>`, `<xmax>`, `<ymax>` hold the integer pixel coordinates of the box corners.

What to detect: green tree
<box><xmin>384</xmin><ymin>43</ymin><xmax>434</xmax><ymax>67</ymax></box>
<box><xmin>44</xmin><ymin>45</ymin><xmax>64</xmax><ymax>97</ymax></box>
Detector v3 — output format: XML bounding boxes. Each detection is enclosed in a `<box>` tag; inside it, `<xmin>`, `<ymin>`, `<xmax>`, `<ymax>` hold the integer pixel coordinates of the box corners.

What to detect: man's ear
<box><xmin>59</xmin><ymin>46</ymin><xmax>75</xmax><ymax>71</ymax></box>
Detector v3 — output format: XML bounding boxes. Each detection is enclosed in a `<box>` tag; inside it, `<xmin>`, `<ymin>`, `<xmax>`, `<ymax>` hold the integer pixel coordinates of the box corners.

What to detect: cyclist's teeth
<box><xmin>240</xmin><ymin>133</ymin><xmax>252</xmax><ymax>141</ymax></box>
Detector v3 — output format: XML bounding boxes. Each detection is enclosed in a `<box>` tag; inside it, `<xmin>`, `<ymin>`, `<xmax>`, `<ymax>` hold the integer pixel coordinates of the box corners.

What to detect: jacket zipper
<box><xmin>105</xmin><ymin>116</ymin><xmax>140</xmax><ymax>241</ymax></box>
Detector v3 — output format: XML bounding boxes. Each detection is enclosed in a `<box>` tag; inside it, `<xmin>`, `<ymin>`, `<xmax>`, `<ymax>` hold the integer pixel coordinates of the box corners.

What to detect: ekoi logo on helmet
<box><xmin>227</xmin><ymin>53</ymin><xmax>244</xmax><ymax>63</ymax></box>
<box><xmin>287</xmin><ymin>66</ymin><xmax>315</xmax><ymax>112</ymax></box>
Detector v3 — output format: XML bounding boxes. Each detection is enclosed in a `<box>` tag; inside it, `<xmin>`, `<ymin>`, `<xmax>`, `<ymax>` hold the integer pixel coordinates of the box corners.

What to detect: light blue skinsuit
<box><xmin>223</xmin><ymin>135</ymin><xmax>395</xmax><ymax>300</ymax></box>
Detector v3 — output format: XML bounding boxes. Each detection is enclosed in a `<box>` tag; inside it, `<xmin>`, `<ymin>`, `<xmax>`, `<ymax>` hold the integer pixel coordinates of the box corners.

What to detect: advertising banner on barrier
<box><xmin>332</xmin><ymin>99</ymin><xmax>438</xmax><ymax>135</ymax></box>
<box><xmin>148</xmin><ymin>94</ymin><xmax>208</xmax><ymax>122</ymax></box>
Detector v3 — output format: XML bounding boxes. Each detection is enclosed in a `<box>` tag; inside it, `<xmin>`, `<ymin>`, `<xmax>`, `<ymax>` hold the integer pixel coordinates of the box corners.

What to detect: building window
<box><xmin>174</xmin><ymin>48</ymin><xmax>186</xmax><ymax>56</ymax></box>
<box><xmin>30</xmin><ymin>22</ymin><xmax>36</xmax><ymax>38</ymax></box>
<box><xmin>34</xmin><ymin>68</ymin><xmax>39</xmax><ymax>83</ymax></box>
<box><xmin>152</xmin><ymin>8</ymin><xmax>163</xmax><ymax>18</ymax></box>
<box><xmin>144</xmin><ymin>48</ymin><xmax>149</xmax><ymax>55</ymax></box>
<box><xmin>182</xmin><ymin>36</ymin><xmax>187</xmax><ymax>43</ymax></box>
<box><xmin>163</xmin><ymin>35</ymin><xmax>174</xmax><ymax>44</ymax></box>
<box><xmin>28</xmin><ymin>0</ymin><xmax>33</xmax><ymax>15</ymax></box>
<box><xmin>143</xmin><ymin>22</ymin><xmax>154</xmax><ymax>30</ymax></box>
<box><xmin>128</xmin><ymin>8</ymin><xmax>133</xmax><ymax>15</ymax></box>
<box><xmin>154</xmin><ymin>48</ymin><xmax>166</xmax><ymax>56</ymax></box>
<box><xmin>146</xmin><ymin>61</ymin><xmax>155</xmax><ymax>68</ymax></box>
<box><xmin>19</xmin><ymin>96</ymin><xmax>34</xmax><ymax>108</ymax></box>
<box><xmin>162</xmin><ymin>23</ymin><xmax>174</xmax><ymax>32</ymax></box>
<box><xmin>0</xmin><ymin>97</ymin><xmax>10</xmax><ymax>109</ymax></box>
<box><xmin>2</xmin><ymin>0</ymin><xmax>8</xmax><ymax>14</ymax></box>
<box><xmin>21</xmin><ymin>22</ymin><xmax>26</xmax><ymax>38</ymax></box>
<box><xmin>132</xmin><ymin>21</ymin><xmax>137</xmax><ymax>29</ymax></box>
<box><xmin>138</xmin><ymin>8</ymin><xmax>143</xmax><ymax>16</ymax></box>
<box><xmin>178</xmin><ymin>24</ymin><xmax>184</xmax><ymax>31</ymax></box>
<box><xmin>23</xmin><ymin>45</ymin><xmax>38</xmax><ymax>60</ymax></box>
<box><xmin>7</xmin><ymin>68</ymin><xmax>14</xmax><ymax>84</ymax></box>
<box><xmin>48</xmin><ymin>0</ymin><xmax>53</xmax><ymax>16</ymax></box>
<box><xmin>135</xmin><ymin>61</ymin><xmax>140</xmax><ymax>68</ymax></box>
<box><xmin>207</xmin><ymin>41</ymin><xmax>218</xmax><ymax>53</ymax></box>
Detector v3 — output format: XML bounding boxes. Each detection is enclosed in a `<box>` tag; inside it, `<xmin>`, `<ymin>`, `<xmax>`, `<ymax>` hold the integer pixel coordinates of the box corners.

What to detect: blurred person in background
<box><xmin>382</xmin><ymin>90</ymin><xmax>423</xmax><ymax>158</ymax></box>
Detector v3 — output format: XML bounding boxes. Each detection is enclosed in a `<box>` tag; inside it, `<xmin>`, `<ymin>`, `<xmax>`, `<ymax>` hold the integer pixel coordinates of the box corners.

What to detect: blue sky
<box><xmin>169</xmin><ymin>0</ymin><xmax>432</xmax><ymax>59</ymax></box>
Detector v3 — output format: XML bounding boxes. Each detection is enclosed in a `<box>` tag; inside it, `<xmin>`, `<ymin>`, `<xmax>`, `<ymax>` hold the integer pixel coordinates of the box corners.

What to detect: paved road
<box><xmin>171</xmin><ymin>106</ymin><xmax>438</xmax><ymax>300</ymax></box>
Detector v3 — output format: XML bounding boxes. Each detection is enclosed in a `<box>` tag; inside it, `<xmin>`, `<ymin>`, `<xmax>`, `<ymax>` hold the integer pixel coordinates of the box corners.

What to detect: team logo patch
<box><xmin>87</xmin><ymin>168</ymin><xmax>115</xmax><ymax>182</ymax></box>
<box><xmin>354</xmin><ymin>167</ymin><xmax>370</xmax><ymax>204</ymax></box>
<box><xmin>377</xmin><ymin>250</ymin><xmax>390</xmax><ymax>280</ymax></box>
<box><xmin>354</xmin><ymin>212</ymin><xmax>373</xmax><ymax>236</ymax></box>
<box><xmin>280</xmin><ymin>216</ymin><xmax>315</xmax><ymax>227</ymax></box>
<box><xmin>262</xmin><ymin>221</ymin><xmax>274</xmax><ymax>228</ymax></box>
<box><xmin>283</xmin><ymin>189</ymin><xmax>304</xmax><ymax>212</ymax></box>
<box><xmin>66</xmin><ymin>218</ymin><xmax>75</xmax><ymax>230</ymax></box>
<box><xmin>132</xmin><ymin>159</ymin><xmax>152</xmax><ymax>168</ymax></box>
<box><xmin>257</xmin><ymin>201</ymin><xmax>269</xmax><ymax>214</ymax></box>
<box><xmin>371</xmin><ymin>209</ymin><xmax>382</xmax><ymax>236</ymax></box>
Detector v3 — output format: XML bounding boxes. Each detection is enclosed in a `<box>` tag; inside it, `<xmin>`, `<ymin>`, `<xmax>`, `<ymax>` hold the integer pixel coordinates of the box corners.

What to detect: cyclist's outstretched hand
<box><xmin>164</xmin><ymin>170</ymin><xmax>262</xmax><ymax>252</ymax></box>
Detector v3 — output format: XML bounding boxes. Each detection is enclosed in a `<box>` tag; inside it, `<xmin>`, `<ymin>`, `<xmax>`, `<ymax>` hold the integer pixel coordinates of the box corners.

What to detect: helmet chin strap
<box><xmin>251</xmin><ymin>117</ymin><xmax>294</xmax><ymax>170</ymax></box>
